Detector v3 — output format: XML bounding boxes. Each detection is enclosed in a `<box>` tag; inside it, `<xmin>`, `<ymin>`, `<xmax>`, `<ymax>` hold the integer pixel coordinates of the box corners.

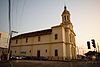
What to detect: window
<box><xmin>26</xmin><ymin>37</ymin><xmax>28</xmax><ymax>43</ymax></box>
<box><xmin>29</xmin><ymin>50</ymin><xmax>31</xmax><ymax>53</ymax></box>
<box><xmin>15</xmin><ymin>50</ymin><xmax>16</xmax><ymax>53</ymax></box>
<box><xmin>67</xmin><ymin>16</ymin><xmax>69</xmax><ymax>20</ymax></box>
<box><xmin>16</xmin><ymin>40</ymin><xmax>18</xmax><ymax>44</ymax></box>
<box><xmin>55</xmin><ymin>49</ymin><xmax>58</xmax><ymax>56</ymax></box>
<box><xmin>55</xmin><ymin>34</ymin><xmax>58</xmax><ymax>40</ymax></box>
<box><xmin>38</xmin><ymin>36</ymin><xmax>40</xmax><ymax>41</ymax></box>
<box><xmin>64</xmin><ymin>16</ymin><xmax>66</xmax><ymax>21</ymax></box>
<box><xmin>0</xmin><ymin>33</ymin><xmax>1</xmax><ymax>38</ymax></box>
<box><xmin>45</xmin><ymin>49</ymin><xmax>47</xmax><ymax>53</ymax></box>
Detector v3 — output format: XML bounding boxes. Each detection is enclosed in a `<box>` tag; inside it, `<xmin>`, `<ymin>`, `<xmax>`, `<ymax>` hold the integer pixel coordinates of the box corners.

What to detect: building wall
<box><xmin>51</xmin><ymin>26</ymin><xmax>63</xmax><ymax>42</ymax></box>
<box><xmin>11</xmin><ymin>26</ymin><xmax>66</xmax><ymax>60</ymax></box>
<box><xmin>0</xmin><ymin>32</ymin><xmax>9</xmax><ymax>48</ymax></box>
<box><xmin>0</xmin><ymin>47</ymin><xmax>8</xmax><ymax>59</ymax></box>
<box><xmin>11</xmin><ymin>24</ymin><xmax>77</xmax><ymax>60</ymax></box>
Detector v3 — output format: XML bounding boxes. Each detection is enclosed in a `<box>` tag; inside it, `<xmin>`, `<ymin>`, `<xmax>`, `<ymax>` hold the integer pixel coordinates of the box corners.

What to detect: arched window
<box><xmin>55</xmin><ymin>34</ymin><xmax>58</xmax><ymax>40</ymax></box>
<box><xmin>64</xmin><ymin>16</ymin><xmax>66</xmax><ymax>22</ymax></box>
<box><xmin>55</xmin><ymin>49</ymin><xmax>58</xmax><ymax>56</ymax></box>
<box><xmin>16</xmin><ymin>40</ymin><xmax>18</xmax><ymax>44</ymax></box>
<box><xmin>26</xmin><ymin>37</ymin><xmax>28</xmax><ymax>43</ymax></box>
<box><xmin>38</xmin><ymin>36</ymin><xmax>40</xmax><ymax>41</ymax></box>
<box><xmin>29</xmin><ymin>50</ymin><xmax>31</xmax><ymax>53</ymax></box>
<box><xmin>45</xmin><ymin>49</ymin><xmax>47</xmax><ymax>53</ymax></box>
<box><xmin>67</xmin><ymin>16</ymin><xmax>69</xmax><ymax>20</ymax></box>
<box><xmin>15</xmin><ymin>50</ymin><xmax>16</xmax><ymax>53</ymax></box>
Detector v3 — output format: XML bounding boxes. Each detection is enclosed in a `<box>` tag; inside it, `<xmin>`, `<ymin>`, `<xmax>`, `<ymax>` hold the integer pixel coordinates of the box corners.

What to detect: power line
<box><xmin>18</xmin><ymin>0</ymin><xmax>26</xmax><ymax>33</ymax></box>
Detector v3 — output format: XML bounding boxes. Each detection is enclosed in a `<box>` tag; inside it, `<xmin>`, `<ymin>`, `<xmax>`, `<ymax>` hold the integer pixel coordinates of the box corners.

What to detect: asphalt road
<box><xmin>0</xmin><ymin>60</ymin><xmax>100</xmax><ymax>67</ymax></box>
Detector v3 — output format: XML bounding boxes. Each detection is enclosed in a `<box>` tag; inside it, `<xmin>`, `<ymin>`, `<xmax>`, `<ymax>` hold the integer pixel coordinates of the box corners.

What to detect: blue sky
<box><xmin>0</xmin><ymin>0</ymin><xmax>100</xmax><ymax>54</ymax></box>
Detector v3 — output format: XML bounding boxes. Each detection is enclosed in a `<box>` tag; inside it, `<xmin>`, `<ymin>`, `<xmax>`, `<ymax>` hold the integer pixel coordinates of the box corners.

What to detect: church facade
<box><xmin>10</xmin><ymin>6</ymin><xmax>77</xmax><ymax>60</ymax></box>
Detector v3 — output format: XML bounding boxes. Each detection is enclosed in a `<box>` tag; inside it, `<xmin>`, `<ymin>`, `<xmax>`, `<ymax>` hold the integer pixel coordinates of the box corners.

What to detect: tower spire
<box><xmin>64</xmin><ymin>5</ymin><xmax>67</xmax><ymax>10</ymax></box>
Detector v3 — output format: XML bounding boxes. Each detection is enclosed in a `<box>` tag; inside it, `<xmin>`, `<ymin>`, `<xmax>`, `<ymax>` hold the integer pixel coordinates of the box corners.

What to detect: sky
<box><xmin>0</xmin><ymin>0</ymin><xmax>100</xmax><ymax>54</ymax></box>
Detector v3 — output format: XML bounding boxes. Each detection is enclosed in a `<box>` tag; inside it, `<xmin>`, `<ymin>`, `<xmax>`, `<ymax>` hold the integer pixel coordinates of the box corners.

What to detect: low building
<box><xmin>10</xmin><ymin>6</ymin><xmax>77</xmax><ymax>60</ymax></box>
<box><xmin>0</xmin><ymin>32</ymin><xmax>9</xmax><ymax>48</ymax></box>
<box><xmin>0</xmin><ymin>47</ymin><xmax>8</xmax><ymax>60</ymax></box>
<box><xmin>0</xmin><ymin>32</ymin><xmax>9</xmax><ymax>60</ymax></box>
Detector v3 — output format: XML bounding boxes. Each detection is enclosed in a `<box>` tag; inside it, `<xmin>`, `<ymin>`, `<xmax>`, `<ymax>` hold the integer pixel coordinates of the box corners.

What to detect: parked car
<box><xmin>10</xmin><ymin>56</ymin><xmax>33</xmax><ymax>60</ymax></box>
<box><xmin>10</xmin><ymin>56</ymin><xmax>16</xmax><ymax>60</ymax></box>
<box><xmin>22</xmin><ymin>56</ymin><xmax>33</xmax><ymax>60</ymax></box>
<box><xmin>36</xmin><ymin>56</ymin><xmax>48</xmax><ymax>60</ymax></box>
<box><xmin>10</xmin><ymin>56</ymin><xmax>48</xmax><ymax>60</ymax></box>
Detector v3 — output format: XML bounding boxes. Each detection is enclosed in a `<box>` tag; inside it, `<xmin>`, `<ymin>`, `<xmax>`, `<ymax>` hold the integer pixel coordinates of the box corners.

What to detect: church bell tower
<box><xmin>61</xmin><ymin>6</ymin><xmax>71</xmax><ymax>24</ymax></box>
<box><xmin>61</xmin><ymin>6</ymin><xmax>73</xmax><ymax>30</ymax></box>
<box><xmin>61</xmin><ymin>6</ymin><xmax>77</xmax><ymax>60</ymax></box>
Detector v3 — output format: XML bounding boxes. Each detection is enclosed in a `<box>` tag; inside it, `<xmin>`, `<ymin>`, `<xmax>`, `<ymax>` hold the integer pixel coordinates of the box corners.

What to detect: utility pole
<box><xmin>8</xmin><ymin>0</ymin><xmax>11</xmax><ymax>60</ymax></box>
<box><xmin>8</xmin><ymin>0</ymin><xmax>18</xmax><ymax>60</ymax></box>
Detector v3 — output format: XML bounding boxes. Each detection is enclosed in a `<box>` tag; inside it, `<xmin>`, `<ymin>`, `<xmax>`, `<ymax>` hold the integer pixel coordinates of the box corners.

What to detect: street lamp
<box><xmin>12</xmin><ymin>31</ymin><xmax>18</xmax><ymax>33</ymax></box>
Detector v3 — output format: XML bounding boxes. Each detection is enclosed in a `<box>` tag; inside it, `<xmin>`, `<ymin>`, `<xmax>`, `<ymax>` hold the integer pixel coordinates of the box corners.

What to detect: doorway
<box><xmin>55</xmin><ymin>49</ymin><xmax>58</xmax><ymax>56</ymax></box>
<box><xmin>37</xmin><ymin>50</ymin><xmax>40</xmax><ymax>57</ymax></box>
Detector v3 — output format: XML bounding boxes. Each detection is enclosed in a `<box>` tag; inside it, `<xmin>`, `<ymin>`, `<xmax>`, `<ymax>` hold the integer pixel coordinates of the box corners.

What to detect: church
<box><xmin>10</xmin><ymin>6</ymin><xmax>77</xmax><ymax>60</ymax></box>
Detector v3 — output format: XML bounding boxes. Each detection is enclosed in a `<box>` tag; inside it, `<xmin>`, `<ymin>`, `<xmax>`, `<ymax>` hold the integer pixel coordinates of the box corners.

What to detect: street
<box><xmin>0</xmin><ymin>60</ymin><xmax>100</xmax><ymax>67</ymax></box>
